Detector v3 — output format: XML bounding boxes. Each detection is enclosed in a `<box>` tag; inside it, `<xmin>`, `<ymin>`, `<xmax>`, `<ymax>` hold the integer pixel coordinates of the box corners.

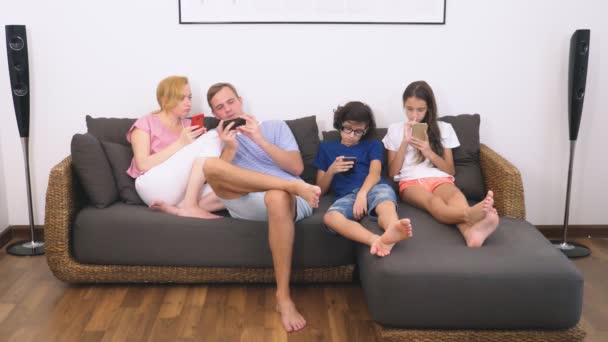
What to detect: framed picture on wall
<box><xmin>179</xmin><ymin>0</ymin><xmax>446</xmax><ymax>25</ymax></box>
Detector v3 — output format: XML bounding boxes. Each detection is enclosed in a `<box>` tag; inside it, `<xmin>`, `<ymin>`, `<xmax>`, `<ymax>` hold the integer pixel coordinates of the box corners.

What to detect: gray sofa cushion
<box><xmin>284</xmin><ymin>116</ymin><xmax>320</xmax><ymax>185</ymax></box>
<box><xmin>71</xmin><ymin>133</ymin><xmax>118</xmax><ymax>208</ymax></box>
<box><xmin>72</xmin><ymin>195</ymin><xmax>355</xmax><ymax>268</ymax></box>
<box><xmin>86</xmin><ymin>115</ymin><xmax>136</xmax><ymax>146</ymax></box>
<box><xmin>357</xmin><ymin>206</ymin><xmax>583</xmax><ymax>329</ymax></box>
<box><xmin>439</xmin><ymin>114</ymin><xmax>485</xmax><ymax>201</ymax></box>
<box><xmin>99</xmin><ymin>140</ymin><xmax>144</xmax><ymax>205</ymax></box>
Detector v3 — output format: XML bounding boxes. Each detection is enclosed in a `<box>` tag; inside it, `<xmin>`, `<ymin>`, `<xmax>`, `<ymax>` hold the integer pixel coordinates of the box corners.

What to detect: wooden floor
<box><xmin>0</xmin><ymin>238</ymin><xmax>606</xmax><ymax>342</ymax></box>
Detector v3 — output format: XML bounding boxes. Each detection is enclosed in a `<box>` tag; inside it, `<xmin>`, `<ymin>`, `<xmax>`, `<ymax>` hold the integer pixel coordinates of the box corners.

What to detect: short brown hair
<box><xmin>207</xmin><ymin>82</ymin><xmax>239</xmax><ymax>109</ymax></box>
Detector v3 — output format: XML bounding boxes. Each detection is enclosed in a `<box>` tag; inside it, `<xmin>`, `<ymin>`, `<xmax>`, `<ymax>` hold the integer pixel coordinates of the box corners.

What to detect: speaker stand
<box><xmin>550</xmin><ymin>140</ymin><xmax>590</xmax><ymax>258</ymax></box>
<box><xmin>6</xmin><ymin>137</ymin><xmax>44</xmax><ymax>256</ymax></box>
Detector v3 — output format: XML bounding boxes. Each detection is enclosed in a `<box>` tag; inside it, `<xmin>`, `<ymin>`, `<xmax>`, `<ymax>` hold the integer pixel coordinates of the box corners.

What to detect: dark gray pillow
<box><xmin>86</xmin><ymin>115</ymin><xmax>136</xmax><ymax>146</ymax></box>
<box><xmin>285</xmin><ymin>116</ymin><xmax>320</xmax><ymax>185</ymax></box>
<box><xmin>99</xmin><ymin>140</ymin><xmax>144</xmax><ymax>205</ymax></box>
<box><xmin>71</xmin><ymin>133</ymin><xmax>118</xmax><ymax>208</ymax></box>
<box><xmin>439</xmin><ymin>114</ymin><xmax>485</xmax><ymax>201</ymax></box>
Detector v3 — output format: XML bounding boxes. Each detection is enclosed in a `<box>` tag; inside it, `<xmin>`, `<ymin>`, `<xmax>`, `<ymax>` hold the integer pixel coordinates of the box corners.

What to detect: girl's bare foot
<box><xmin>467</xmin><ymin>190</ymin><xmax>494</xmax><ymax>224</ymax></box>
<box><xmin>370</xmin><ymin>219</ymin><xmax>413</xmax><ymax>257</ymax></box>
<box><xmin>464</xmin><ymin>207</ymin><xmax>499</xmax><ymax>248</ymax></box>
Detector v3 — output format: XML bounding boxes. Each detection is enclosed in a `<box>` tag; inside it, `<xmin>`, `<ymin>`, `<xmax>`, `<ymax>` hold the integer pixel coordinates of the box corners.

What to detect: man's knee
<box><xmin>202</xmin><ymin>157</ymin><xmax>224</xmax><ymax>180</ymax></box>
<box><xmin>264</xmin><ymin>190</ymin><xmax>294</xmax><ymax>211</ymax></box>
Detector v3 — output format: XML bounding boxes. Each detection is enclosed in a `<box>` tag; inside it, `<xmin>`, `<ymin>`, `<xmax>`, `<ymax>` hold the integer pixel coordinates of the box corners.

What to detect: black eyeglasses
<box><xmin>341</xmin><ymin>126</ymin><xmax>367</xmax><ymax>137</ymax></box>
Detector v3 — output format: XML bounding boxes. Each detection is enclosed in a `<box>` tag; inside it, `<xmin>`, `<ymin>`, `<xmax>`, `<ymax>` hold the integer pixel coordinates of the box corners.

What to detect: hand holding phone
<box><xmin>191</xmin><ymin>113</ymin><xmax>204</xmax><ymax>128</ymax></box>
<box><xmin>222</xmin><ymin>118</ymin><xmax>247</xmax><ymax>130</ymax></box>
<box><xmin>341</xmin><ymin>157</ymin><xmax>356</xmax><ymax>174</ymax></box>
<box><xmin>411</xmin><ymin>123</ymin><xmax>428</xmax><ymax>140</ymax></box>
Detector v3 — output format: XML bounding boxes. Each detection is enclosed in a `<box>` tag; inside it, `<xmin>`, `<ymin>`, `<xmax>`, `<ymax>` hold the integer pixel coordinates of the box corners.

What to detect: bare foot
<box><xmin>467</xmin><ymin>190</ymin><xmax>494</xmax><ymax>223</ymax></box>
<box><xmin>464</xmin><ymin>207</ymin><xmax>499</xmax><ymax>248</ymax></box>
<box><xmin>370</xmin><ymin>219</ymin><xmax>413</xmax><ymax>257</ymax></box>
<box><xmin>276</xmin><ymin>299</ymin><xmax>306</xmax><ymax>332</ymax></box>
<box><xmin>149</xmin><ymin>200</ymin><xmax>221</xmax><ymax>219</ymax></box>
<box><xmin>291</xmin><ymin>181</ymin><xmax>321</xmax><ymax>208</ymax></box>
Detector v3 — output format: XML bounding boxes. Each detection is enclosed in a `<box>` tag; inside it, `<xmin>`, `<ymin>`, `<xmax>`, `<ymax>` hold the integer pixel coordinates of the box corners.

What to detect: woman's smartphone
<box><xmin>222</xmin><ymin>118</ymin><xmax>247</xmax><ymax>130</ymax></box>
<box><xmin>411</xmin><ymin>122</ymin><xmax>428</xmax><ymax>140</ymax></box>
<box><xmin>191</xmin><ymin>113</ymin><xmax>204</xmax><ymax>128</ymax></box>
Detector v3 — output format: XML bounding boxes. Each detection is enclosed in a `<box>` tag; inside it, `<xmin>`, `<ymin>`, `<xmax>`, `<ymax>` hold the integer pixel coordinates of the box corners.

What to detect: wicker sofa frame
<box><xmin>45</xmin><ymin>144</ymin><xmax>584</xmax><ymax>341</ymax></box>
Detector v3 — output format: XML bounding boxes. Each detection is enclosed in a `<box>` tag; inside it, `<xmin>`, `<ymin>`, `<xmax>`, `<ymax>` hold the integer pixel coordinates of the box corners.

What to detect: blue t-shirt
<box><xmin>313</xmin><ymin>139</ymin><xmax>388</xmax><ymax>199</ymax></box>
<box><xmin>233</xmin><ymin>120</ymin><xmax>301</xmax><ymax>181</ymax></box>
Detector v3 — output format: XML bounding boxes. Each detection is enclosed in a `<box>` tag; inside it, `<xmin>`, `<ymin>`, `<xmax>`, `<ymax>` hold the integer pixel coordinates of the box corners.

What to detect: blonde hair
<box><xmin>156</xmin><ymin>76</ymin><xmax>189</xmax><ymax>112</ymax></box>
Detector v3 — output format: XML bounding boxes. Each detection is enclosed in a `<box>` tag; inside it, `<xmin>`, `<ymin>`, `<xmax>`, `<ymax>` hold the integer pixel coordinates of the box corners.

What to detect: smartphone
<box><xmin>222</xmin><ymin>118</ymin><xmax>247</xmax><ymax>130</ymax></box>
<box><xmin>342</xmin><ymin>157</ymin><xmax>357</xmax><ymax>174</ymax></box>
<box><xmin>191</xmin><ymin>113</ymin><xmax>204</xmax><ymax>128</ymax></box>
<box><xmin>411</xmin><ymin>122</ymin><xmax>428</xmax><ymax>140</ymax></box>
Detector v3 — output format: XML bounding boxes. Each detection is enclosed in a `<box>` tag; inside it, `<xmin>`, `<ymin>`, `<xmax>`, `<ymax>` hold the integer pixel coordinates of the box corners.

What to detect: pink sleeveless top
<box><xmin>126</xmin><ymin>114</ymin><xmax>192</xmax><ymax>178</ymax></box>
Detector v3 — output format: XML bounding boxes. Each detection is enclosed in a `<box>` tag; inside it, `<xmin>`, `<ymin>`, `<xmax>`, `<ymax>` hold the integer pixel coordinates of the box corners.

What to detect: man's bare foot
<box><xmin>467</xmin><ymin>190</ymin><xmax>495</xmax><ymax>223</ymax></box>
<box><xmin>370</xmin><ymin>219</ymin><xmax>413</xmax><ymax>257</ymax></box>
<box><xmin>276</xmin><ymin>299</ymin><xmax>306</xmax><ymax>332</ymax></box>
<box><xmin>149</xmin><ymin>200</ymin><xmax>221</xmax><ymax>219</ymax></box>
<box><xmin>291</xmin><ymin>181</ymin><xmax>321</xmax><ymax>208</ymax></box>
<box><xmin>464</xmin><ymin>207</ymin><xmax>499</xmax><ymax>248</ymax></box>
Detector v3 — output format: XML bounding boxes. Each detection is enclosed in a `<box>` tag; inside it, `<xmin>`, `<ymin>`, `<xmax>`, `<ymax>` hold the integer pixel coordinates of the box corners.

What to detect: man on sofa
<box><xmin>202</xmin><ymin>82</ymin><xmax>317</xmax><ymax>333</ymax></box>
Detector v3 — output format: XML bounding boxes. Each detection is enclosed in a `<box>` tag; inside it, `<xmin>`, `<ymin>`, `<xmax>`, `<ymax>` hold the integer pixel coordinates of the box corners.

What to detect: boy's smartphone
<box><xmin>342</xmin><ymin>157</ymin><xmax>356</xmax><ymax>173</ymax></box>
<box><xmin>191</xmin><ymin>113</ymin><xmax>204</xmax><ymax>128</ymax></box>
<box><xmin>222</xmin><ymin>118</ymin><xmax>247</xmax><ymax>130</ymax></box>
<box><xmin>411</xmin><ymin>122</ymin><xmax>428</xmax><ymax>140</ymax></box>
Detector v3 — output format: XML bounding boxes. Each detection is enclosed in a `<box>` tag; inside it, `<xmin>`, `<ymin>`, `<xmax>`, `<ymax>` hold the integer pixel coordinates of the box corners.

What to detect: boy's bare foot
<box><xmin>292</xmin><ymin>181</ymin><xmax>321</xmax><ymax>208</ymax></box>
<box><xmin>276</xmin><ymin>299</ymin><xmax>307</xmax><ymax>332</ymax></box>
<box><xmin>370</xmin><ymin>219</ymin><xmax>413</xmax><ymax>257</ymax></box>
<box><xmin>467</xmin><ymin>190</ymin><xmax>494</xmax><ymax>223</ymax></box>
<box><xmin>149</xmin><ymin>200</ymin><xmax>221</xmax><ymax>219</ymax></box>
<box><xmin>464</xmin><ymin>207</ymin><xmax>499</xmax><ymax>248</ymax></box>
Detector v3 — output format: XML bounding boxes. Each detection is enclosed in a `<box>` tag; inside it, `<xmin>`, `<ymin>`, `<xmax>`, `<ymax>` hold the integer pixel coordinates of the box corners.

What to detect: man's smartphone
<box><xmin>191</xmin><ymin>113</ymin><xmax>204</xmax><ymax>128</ymax></box>
<box><xmin>411</xmin><ymin>122</ymin><xmax>428</xmax><ymax>140</ymax></box>
<box><xmin>342</xmin><ymin>157</ymin><xmax>357</xmax><ymax>174</ymax></box>
<box><xmin>222</xmin><ymin>118</ymin><xmax>247</xmax><ymax>130</ymax></box>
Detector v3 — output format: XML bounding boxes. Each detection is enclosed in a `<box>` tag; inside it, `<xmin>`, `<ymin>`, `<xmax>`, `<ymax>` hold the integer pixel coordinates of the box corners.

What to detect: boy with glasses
<box><xmin>314</xmin><ymin>101</ymin><xmax>413</xmax><ymax>257</ymax></box>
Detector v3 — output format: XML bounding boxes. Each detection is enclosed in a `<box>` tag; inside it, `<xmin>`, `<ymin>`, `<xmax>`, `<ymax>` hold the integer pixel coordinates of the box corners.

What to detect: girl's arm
<box><xmin>131</xmin><ymin>126</ymin><xmax>202</xmax><ymax>173</ymax></box>
<box><xmin>410</xmin><ymin>135</ymin><xmax>456</xmax><ymax>175</ymax></box>
<box><xmin>387</xmin><ymin>142</ymin><xmax>408</xmax><ymax>179</ymax></box>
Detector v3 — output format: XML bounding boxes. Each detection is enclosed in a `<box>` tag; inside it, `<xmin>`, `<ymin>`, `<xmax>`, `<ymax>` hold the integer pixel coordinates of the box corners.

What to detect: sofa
<box><xmin>44</xmin><ymin>114</ymin><xmax>585</xmax><ymax>341</ymax></box>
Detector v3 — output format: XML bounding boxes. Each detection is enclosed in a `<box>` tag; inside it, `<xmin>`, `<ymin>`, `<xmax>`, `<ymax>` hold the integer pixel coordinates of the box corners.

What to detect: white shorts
<box><xmin>222</xmin><ymin>191</ymin><xmax>313</xmax><ymax>222</ymax></box>
<box><xmin>135</xmin><ymin>130</ymin><xmax>222</xmax><ymax>206</ymax></box>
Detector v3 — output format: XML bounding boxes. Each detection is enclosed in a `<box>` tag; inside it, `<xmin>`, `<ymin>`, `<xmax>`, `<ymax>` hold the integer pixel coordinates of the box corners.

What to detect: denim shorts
<box><xmin>223</xmin><ymin>191</ymin><xmax>313</xmax><ymax>222</ymax></box>
<box><xmin>327</xmin><ymin>183</ymin><xmax>398</xmax><ymax>221</ymax></box>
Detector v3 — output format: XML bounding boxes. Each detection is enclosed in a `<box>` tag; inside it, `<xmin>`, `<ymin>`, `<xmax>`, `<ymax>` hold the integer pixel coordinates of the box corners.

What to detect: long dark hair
<box><xmin>333</xmin><ymin>101</ymin><xmax>376</xmax><ymax>140</ymax></box>
<box><xmin>402</xmin><ymin>81</ymin><xmax>444</xmax><ymax>163</ymax></box>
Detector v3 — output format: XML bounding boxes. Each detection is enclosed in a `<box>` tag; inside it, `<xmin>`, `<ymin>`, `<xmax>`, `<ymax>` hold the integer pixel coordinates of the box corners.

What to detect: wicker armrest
<box><xmin>479</xmin><ymin>144</ymin><xmax>526</xmax><ymax>219</ymax></box>
<box><xmin>44</xmin><ymin>156</ymin><xmax>82</xmax><ymax>279</ymax></box>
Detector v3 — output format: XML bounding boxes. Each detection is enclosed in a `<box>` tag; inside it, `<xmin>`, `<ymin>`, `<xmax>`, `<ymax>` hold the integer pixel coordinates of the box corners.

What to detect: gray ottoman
<box><xmin>357</xmin><ymin>205</ymin><xmax>583</xmax><ymax>329</ymax></box>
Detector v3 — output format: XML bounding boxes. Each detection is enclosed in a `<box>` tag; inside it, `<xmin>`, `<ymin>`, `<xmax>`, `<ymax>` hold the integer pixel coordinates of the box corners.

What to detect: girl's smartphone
<box><xmin>191</xmin><ymin>113</ymin><xmax>205</xmax><ymax>128</ymax></box>
<box><xmin>411</xmin><ymin>122</ymin><xmax>428</xmax><ymax>140</ymax></box>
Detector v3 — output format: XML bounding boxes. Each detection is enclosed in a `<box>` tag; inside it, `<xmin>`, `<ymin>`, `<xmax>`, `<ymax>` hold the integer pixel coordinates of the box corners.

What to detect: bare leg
<box><xmin>197</xmin><ymin>192</ymin><xmax>225</xmax><ymax>212</ymax></box>
<box><xmin>204</xmin><ymin>158</ymin><xmax>320</xmax><ymax>207</ymax></box>
<box><xmin>150</xmin><ymin>157</ymin><xmax>221</xmax><ymax>219</ymax></box>
<box><xmin>323</xmin><ymin>211</ymin><xmax>381</xmax><ymax>249</ymax></box>
<box><xmin>402</xmin><ymin>186</ymin><xmax>467</xmax><ymax>224</ymax></box>
<box><xmin>370</xmin><ymin>201</ymin><xmax>413</xmax><ymax>256</ymax></box>
<box><xmin>265</xmin><ymin>190</ymin><xmax>306</xmax><ymax>332</ymax></box>
<box><xmin>457</xmin><ymin>203</ymin><xmax>499</xmax><ymax>247</ymax></box>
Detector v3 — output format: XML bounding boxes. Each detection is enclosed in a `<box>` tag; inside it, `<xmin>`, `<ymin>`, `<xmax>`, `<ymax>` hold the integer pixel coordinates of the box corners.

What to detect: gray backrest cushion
<box><xmin>86</xmin><ymin>115</ymin><xmax>136</xmax><ymax>146</ymax></box>
<box><xmin>439</xmin><ymin>114</ymin><xmax>485</xmax><ymax>201</ymax></box>
<box><xmin>285</xmin><ymin>116</ymin><xmax>320</xmax><ymax>184</ymax></box>
<box><xmin>71</xmin><ymin>133</ymin><xmax>119</xmax><ymax>208</ymax></box>
<box><xmin>99</xmin><ymin>140</ymin><xmax>144</xmax><ymax>205</ymax></box>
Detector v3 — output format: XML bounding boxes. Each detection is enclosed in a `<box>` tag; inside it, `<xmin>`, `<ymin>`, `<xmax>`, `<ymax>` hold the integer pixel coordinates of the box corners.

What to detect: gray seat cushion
<box><xmin>357</xmin><ymin>205</ymin><xmax>583</xmax><ymax>329</ymax></box>
<box><xmin>72</xmin><ymin>195</ymin><xmax>355</xmax><ymax>268</ymax></box>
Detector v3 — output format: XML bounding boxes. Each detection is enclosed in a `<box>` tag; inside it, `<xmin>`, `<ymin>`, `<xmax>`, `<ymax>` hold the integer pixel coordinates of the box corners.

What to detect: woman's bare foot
<box><xmin>464</xmin><ymin>207</ymin><xmax>499</xmax><ymax>248</ymax></box>
<box><xmin>370</xmin><ymin>219</ymin><xmax>413</xmax><ymax>257</ymax></box>
<box><xmin>291</xmin><ymin>181</ymin><xmax>321</xmax><ymax>208</ymax></box>
<box><xmin>149</xmin><ymin>200</ymin><xmax>221</xmax><ymax>219</ymax></box>
<box><xmin>276</xmin><ymin>299</ymin><xmax>306</xmax><ymax>332</ymax></box>
<box><xmin>466</xmin><ymin>190</ymin><xmax>495</xmax><ymax>223</ymax></box>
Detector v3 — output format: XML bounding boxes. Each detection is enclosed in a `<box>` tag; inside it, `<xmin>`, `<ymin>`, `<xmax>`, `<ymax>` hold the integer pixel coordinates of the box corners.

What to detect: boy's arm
<box><xmin>352</xmin><ymin>159</ymin><xmax>382</xmax><ymax>220</ymax></box>
<box><xmin>316</xmin><ymin>169</ymin><xmax>334</xmax><ymax>196</ymax></box>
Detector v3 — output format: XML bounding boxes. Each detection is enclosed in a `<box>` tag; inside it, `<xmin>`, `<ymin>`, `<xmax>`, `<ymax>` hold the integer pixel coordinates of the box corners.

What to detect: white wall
<box><xmin>0</xmin><ymin>0</ymin><xmax>606</xmax><ymax>225</ymax></box>
<box><xmin>0</xmin><ymin>139</ymin><xmax>8</xmax><ymax>234</ymax></box>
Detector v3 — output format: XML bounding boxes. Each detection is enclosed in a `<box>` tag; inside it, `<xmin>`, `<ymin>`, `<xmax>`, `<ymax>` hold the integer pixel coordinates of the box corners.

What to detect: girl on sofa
<box><xmin>314</xmin><ymin>101</ymin><xmax>412</xmax><ymax>257</ymax></box>
<box><xmin>382</xmin><ymin>81</ymin><xmax>498</xmax><ymax>247</ymax></box>
<box><xmin>128</xmin><ymin>75</ymin><xmax>225</xmax><ymax>218</ymax></box>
